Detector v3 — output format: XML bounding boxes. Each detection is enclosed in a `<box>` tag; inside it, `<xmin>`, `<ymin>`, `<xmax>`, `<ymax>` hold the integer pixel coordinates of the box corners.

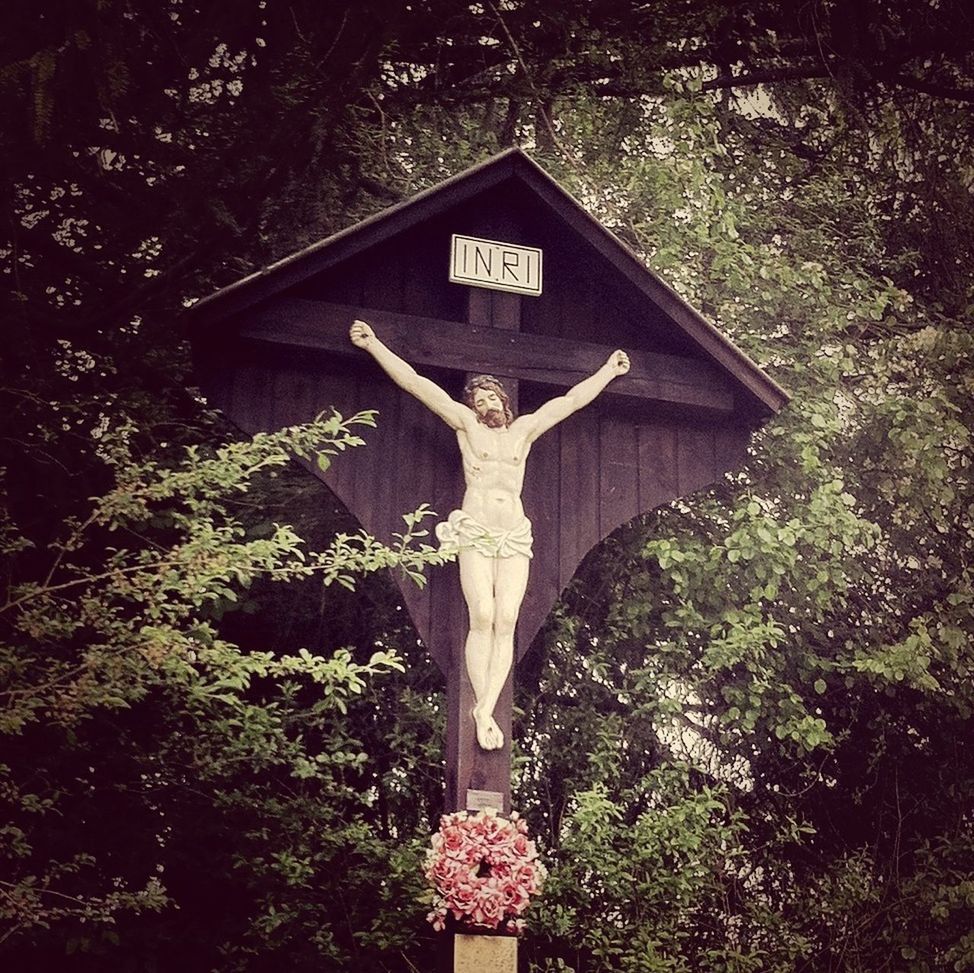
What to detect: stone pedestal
<box><xmin>454</xmin><ymin>933</ymin><xmax>517</xmax><ymax>973</ymax></box>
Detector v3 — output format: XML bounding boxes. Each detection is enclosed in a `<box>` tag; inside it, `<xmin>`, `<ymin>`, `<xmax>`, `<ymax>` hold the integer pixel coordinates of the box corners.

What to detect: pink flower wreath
<box><xmin>424</xmin><ymin>808</ymin><xmax>547</xmax><ymax>934</ymax></box>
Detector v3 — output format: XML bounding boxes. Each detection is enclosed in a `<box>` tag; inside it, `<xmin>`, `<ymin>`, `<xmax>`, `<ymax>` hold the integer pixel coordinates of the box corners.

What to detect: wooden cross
<box><xmin>192</xmin><ymin>148</ymin><xmax>787</xmax><ymax>817</ymax></box>
<box><xmin>206</xmin><ymin>289</ymin><xmax>753</xmax><ymax>814</ymax></box>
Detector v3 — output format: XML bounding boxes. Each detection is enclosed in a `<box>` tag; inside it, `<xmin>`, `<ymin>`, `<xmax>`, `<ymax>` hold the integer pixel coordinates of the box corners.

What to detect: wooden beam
<box><xmin>236</xmin><ymin>298</ymin><xmax>735</xmax><ymax>415</ymax></box>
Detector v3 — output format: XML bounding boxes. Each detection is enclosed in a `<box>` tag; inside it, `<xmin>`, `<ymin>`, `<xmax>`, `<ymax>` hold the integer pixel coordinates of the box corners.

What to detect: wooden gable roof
<box><xmin>194</xmin><ymin>147</ymin><xmax>789</xmax><ymax>418</ymax></box>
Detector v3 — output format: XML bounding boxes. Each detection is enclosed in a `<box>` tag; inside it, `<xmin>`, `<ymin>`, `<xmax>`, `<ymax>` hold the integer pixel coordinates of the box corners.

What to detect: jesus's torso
<box><xmin>456</xmin><ymin>420</ymin><xmax>532</xmax><ymax>529</ymax></box>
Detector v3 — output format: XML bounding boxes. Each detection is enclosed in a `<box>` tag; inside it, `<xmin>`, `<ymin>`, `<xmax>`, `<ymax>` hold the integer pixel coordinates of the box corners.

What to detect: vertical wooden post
<box><xmin>443</xmin><ymin>288</ymin><xmax>521</xmax><ymax>814</ymax></box>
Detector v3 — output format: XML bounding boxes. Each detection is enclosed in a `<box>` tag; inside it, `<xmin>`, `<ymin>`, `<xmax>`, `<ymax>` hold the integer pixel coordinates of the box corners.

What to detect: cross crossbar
<box><xmin>235</xmin><ymin>298</ymin><xmax>735</xmax><ymax>415</ymax></box>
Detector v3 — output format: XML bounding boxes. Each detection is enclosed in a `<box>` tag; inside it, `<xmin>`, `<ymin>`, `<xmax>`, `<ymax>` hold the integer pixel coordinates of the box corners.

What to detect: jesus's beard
<box><xmin>479</xmin><ymin>408</ymin><xmax>508</xmax><ymax>429</ymax></box>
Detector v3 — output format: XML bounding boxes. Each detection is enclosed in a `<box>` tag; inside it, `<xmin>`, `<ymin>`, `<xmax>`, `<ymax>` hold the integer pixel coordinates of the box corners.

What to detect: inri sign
<box><xmin>449</xmin><ymin>234</ymin><xmax>543</xmax><ymax>297</ymax></box>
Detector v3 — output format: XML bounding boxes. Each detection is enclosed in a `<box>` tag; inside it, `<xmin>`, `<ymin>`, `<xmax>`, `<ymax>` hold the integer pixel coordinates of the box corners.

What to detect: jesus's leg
<box><xmin>474</xmin><ymin>553</ymin><xmax>530</xmax><ymax>750</ymax></box>
<box><xmin>458</xmin><ymin>549</ymin><xmax>502</xmax><ymax>750</ymax></box>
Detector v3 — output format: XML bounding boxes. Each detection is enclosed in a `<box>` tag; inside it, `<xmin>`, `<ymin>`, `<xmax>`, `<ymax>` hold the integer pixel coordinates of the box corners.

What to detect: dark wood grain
<box><xmin>467</xmin><ymin>287</ymin><xmax>493</xmax><ymax>329</ymax></box>
<box><xmin>558</xmin><ymin>409</ymin><xmax>601</xmax><ymax>592</ymax></box>
<box><xmin>394</xmin><ymin>399</ymin><xmax>441</xmax><ymax>650</ymax></box>
<box><xmin>510</xmin><ymin>157</ymin><xmax>791</xmax><ymax>415</ymax></box>
<box><xmin>518</xmin><ymin>432</ymin><xmax>560</xmax><ymax>660</ymax></box>
<box><xmin>194</xmin><ymin>149</ymin><xmax>789</xmax><ymax>419</ymax></box>
<box><xmin>637</xmin><ymin>422</ymin><xmax>679</xmax><ymax>511</ymax></box>
<box><xmin>239</xmin><ymin>298</ymin><xmax>735</xmax><ymax>415</ymax></box>
<box><xmin>599</xmin><ymin>416</ymin><xmax>640</xmax><ymax>537</ymax></box>
<box><xmin>677</xmin><ymin>424</ymin><xmax>718</xmax><ymax>498</ymax></box>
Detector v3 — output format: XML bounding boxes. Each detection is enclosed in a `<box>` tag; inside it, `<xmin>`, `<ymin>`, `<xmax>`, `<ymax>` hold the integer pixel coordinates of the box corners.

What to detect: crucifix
<box><xmin>348</xmin><ymin>317</ymin><xmax>630</xmax><ymax>754</ymax></box>
<box><xmin>192</xmin><ymin>148</ymin><xmax>788</xmax><ymax>821</ymax></box>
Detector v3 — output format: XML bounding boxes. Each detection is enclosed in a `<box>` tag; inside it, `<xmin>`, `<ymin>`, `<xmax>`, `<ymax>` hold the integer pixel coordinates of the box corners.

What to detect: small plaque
<box><xmin>455</xmin><ymin>933</ymin><xmax>517</xmax><ymax>973</ymax></box>
<box><xmin>450</xmin><ymin>234</ymin><xmax>543</xmax><ymax>296</ymax></box>
<box><xmin>466</xmin><ymin>789</ymin><xmax>504</xmax><ymax>812</ymax></box>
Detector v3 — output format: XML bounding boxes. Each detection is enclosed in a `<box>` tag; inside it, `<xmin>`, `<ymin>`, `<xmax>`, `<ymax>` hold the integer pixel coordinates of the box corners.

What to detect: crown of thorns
<box><xmin>463</xmin><ymin>374</ymin><xmax>507</xmax><ymax>397</ymax></box>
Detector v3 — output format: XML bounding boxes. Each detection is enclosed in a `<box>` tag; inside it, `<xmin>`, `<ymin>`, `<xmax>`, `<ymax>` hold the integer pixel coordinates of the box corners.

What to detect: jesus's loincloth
<box><xmin>434</xmin><ymin>510</ymin><xmax>534</xmax><ymax>559</ymax></box>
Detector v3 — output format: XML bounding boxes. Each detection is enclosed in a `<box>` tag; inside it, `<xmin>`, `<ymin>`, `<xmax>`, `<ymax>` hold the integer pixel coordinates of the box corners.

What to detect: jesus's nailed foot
<box><xmin>472</xmin><ymin>706</ymin><xmax>504</xmax><ymax>751</ymax></box>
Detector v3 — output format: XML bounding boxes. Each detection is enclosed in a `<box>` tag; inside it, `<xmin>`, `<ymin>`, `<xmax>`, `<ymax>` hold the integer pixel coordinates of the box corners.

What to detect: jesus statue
<box><xmin>350</xmin><ymin>320</ymin><xmax>630</xmax><ymax>751</ymax></box>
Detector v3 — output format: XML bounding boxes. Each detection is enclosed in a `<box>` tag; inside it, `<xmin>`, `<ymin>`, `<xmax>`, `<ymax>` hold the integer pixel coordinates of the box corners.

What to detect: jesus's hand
<box><xmin>350</xmin><ymin>320</ymin><xmax>375</xmax><ymax>348</ymax></box>
<box><xmin>606</xmin><ymin>350</ymin><xmax>630</xmax><ymax>376</ymax></box>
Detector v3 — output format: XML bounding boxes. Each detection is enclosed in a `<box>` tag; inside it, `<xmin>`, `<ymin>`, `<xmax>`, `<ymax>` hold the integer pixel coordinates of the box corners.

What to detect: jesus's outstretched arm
<box><xmin>516</xmin><ymin>350</ymin><xmax>630</xmax><ymax>443</ymax></box>
<box><xmin>350</xmin><ymin>320</ymin><xmax>471</xmax><ymax>430</ymax></box>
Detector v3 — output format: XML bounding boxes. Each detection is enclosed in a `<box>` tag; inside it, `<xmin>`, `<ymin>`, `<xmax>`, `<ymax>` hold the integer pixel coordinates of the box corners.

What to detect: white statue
<box><xmin>350</xmin><ymin>320</ymin><xmax>629</xmax><ymax>751</ymax></box>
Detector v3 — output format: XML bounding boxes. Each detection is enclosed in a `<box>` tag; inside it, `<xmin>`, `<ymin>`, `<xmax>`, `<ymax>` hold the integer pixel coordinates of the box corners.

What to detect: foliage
<box><xmin>528</xmin><ymin>769</ymin><xmax>760</xmax><ymax>972</ymax></box>
<box><xmin>2</xmin><ymin>1</ymin><xmax>973</xmax><ymax>971</ymax></box>
<box><xmin>512</xmin><ymin>85</ymin><xmax>974</xmax><ymax>971</ymax></box>
<box><xmin>0</xmin><ymin>411</ymin><xmax>448</xmax><ymax>967</ymax></box>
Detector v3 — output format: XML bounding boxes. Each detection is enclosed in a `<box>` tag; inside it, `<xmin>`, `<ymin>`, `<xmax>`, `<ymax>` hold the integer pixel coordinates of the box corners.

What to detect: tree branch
<box><xmin>881</xmin><ymin>71</ymin><xmax>974</xmax><ymax>103</ymax></box>
<box><xmin>702</xmin><ymin>65</ymin><xmax>832</xmax><ymax>92</ymax></box>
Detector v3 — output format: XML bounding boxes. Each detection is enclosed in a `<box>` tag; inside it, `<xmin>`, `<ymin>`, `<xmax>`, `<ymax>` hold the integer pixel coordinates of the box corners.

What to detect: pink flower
<box><xmin>443</xmin><ymin>826</ymin><xmax>467</xmax><ymax>853</ymax></box>
<box><xmin>431</xmin><ymin>858</ymin><xmax>457</xmax><ymax>886</ymax></box>
<box><xmin>427</xmin><ymin>908</ymin><xmax>447</xmax><ymax>932</ymax></box>
<box><xmin>449</xmin><ymin>875</ymin><xmax>479</xmax><ymax>913</ymax></box>
<box><xmin>477</xmin><ymin>887</ymin><xmax>506</xmax><ymax>928</ymax></box>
